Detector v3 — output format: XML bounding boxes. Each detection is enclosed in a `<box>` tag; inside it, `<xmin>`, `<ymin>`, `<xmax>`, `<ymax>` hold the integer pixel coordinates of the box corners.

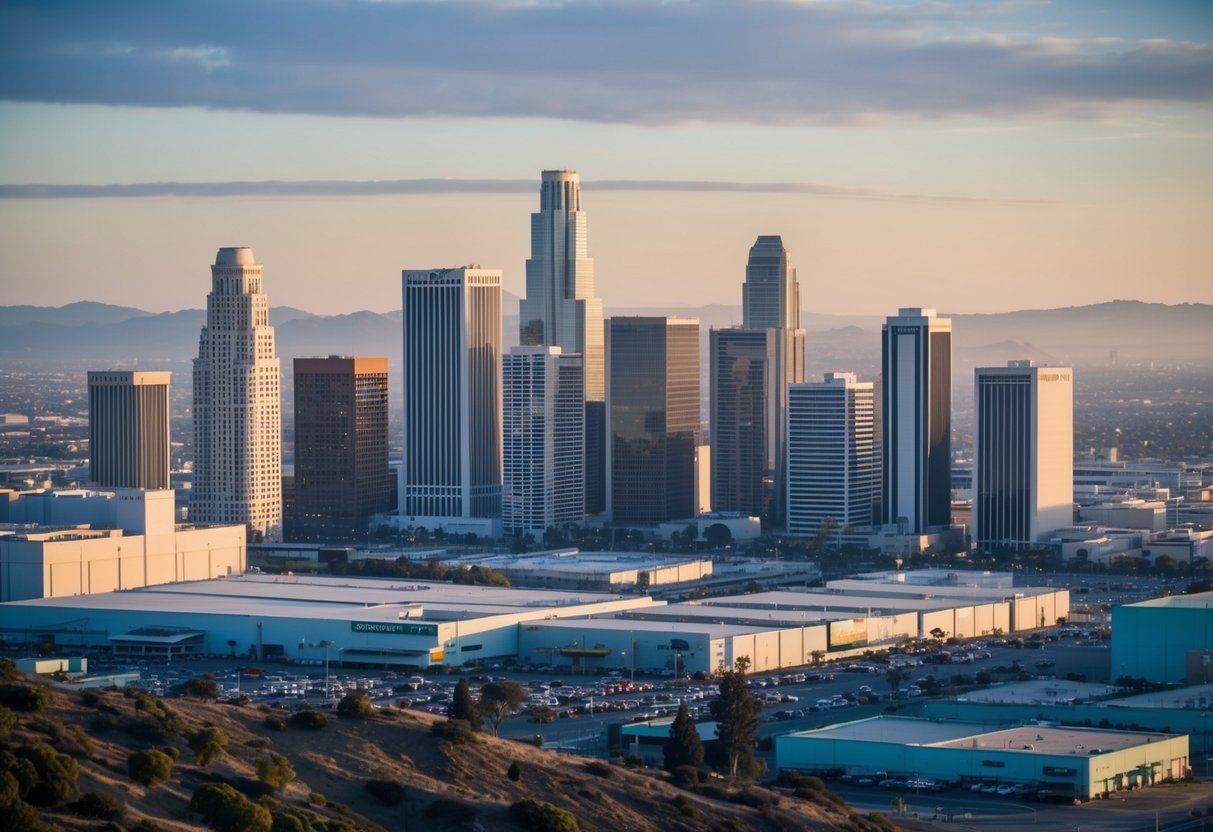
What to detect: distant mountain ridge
<box><xmin>1</xmin><ymin>299</ymin><xmax>1209</xmax><ymax>371</ymax></box>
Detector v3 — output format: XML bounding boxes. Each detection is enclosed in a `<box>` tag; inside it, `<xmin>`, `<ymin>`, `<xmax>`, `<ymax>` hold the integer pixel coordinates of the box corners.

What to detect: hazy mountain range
<box><xmin>2</xmin><ymin>299</ymin><xmax>1210</xmax><ymax>378</ymax></box>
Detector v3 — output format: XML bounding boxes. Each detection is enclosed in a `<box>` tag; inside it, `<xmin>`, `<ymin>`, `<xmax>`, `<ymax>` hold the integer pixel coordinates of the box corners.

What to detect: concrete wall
<box><xmin>1112</xmin><ymin>601</ymin><xmax>1213</xmax><ymax>684</ymax></box>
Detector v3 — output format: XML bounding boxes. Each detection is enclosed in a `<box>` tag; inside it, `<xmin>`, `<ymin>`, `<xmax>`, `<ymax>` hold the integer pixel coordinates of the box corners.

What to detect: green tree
<box><xmin>185</xmin><ymin>673</ymin><xmax>221</xmax><ymax>702</ymax></box>
<box><xmin>127</xmin><ymin>748</ymin><xmax>174</xmax><ymax>788</ymax></box>
<box><xmin>189</xmin><ymin>725</ymin><xmax>228</xmax><ymax>766</ymax></box>
<box><xmin>885</xmin><ymin>667</ymin><xmax>905</xmax><ymax>698</ymax></box>
<box><xmin>663</xmin><ymin>703</ymin><xmax>704</xmax><ymax>773</ymax></box>
<box><xmin>189</xmin><ymin>783</ymin><xmax>272</xmax><ymax>832</ymax></box>
<box><xmin>336</xmin><ymin>690</ymin><xmax>373</xmax><ymax>719</ymax></box>
<box><xmin>479</xmin><ymin>681</ymin><xmax>525</xmax><ymax>737</ymax></box>
<box><xmin>449</xmin><ymin>679</ymin><xmax>478</xmax><ymax>728</ymax></box>
<box><xmin>508</xmin><ymin>798</ymin><xmax>580</xmax><ymax>832</ymax></box>
<box><xmin>254</xmin><ymin>752</ymin><xmax>295</xmax><ymax>791</ymax></box>
<box><xmin>709</xmin><ymin>657</ymin><xmax>761</xmax><ymax>779</ymax></box>
<box><xmin>704</xmin><ymin>523</ymin><xmax>733</xmax><ymax>549</ymax></box>
<box><xmin>14</xmin><ymin>742</ymin><xmax>79</xmax><ymax>806</ymax></box>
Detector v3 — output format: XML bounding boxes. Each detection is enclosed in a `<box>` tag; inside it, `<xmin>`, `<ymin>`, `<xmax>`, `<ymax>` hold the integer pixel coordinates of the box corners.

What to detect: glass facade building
<box><xmin>87</xmin><ymin>371</ymin><xmax>171</xmax><ymax>490</ymax></box>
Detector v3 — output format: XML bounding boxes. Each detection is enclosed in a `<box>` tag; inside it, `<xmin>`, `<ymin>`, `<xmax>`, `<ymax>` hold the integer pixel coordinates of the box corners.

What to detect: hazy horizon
<box><xmin>2</xmin><ymin>1</ymin><xmax>1211</xmax><ymax>316</ymax></box>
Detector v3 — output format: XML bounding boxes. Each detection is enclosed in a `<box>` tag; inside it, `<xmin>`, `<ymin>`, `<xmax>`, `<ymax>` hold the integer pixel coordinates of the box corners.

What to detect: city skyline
<box><xmin>1</xmin><ymin>1</ymin><xmax>1210</xmax><ymax>315</ymax></box>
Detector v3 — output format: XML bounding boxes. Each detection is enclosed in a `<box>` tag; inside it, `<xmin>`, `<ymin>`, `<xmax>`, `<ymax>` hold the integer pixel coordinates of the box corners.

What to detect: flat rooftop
<box><xmin>789</xmin><ymin>716</ymin><xmax>1180</xmax><ymax>755</ymax></box>
<box><xmin>622</xmin><ymin>603</ymin><xmax>848</xmax><ymax>626</ymax></box>
<box><xmin>458</xmin><ymin>551</ymin><xmax>709</xmax><ymax>574</ymax></box>
<box><xmin>1125</xmin><ymin>591</ymin><xmax>1213</xmax><ymax>610</ymax></box>
<box><xmin>0</xmin><ymin>574</ymin><xmax>655</xmax><ymax>622</ymax></box>
<box><xmin>824</xmin><ymin>579</ymin><xmax>1055</xmax><ymax>601</ymax></box>
<box><xmin>1104</xmin><ymin>683</ymin><xmax>1213</xmax><ymax>711</ymax></box>
<box><xmin>956</xmin><ymin>679</ymin><xmax>1114</xmax><ymax>705</ymax></box>
<box><xmin>700</xmin><ymin>590</ymin><xmax>1001</xmax><ymax>613</ymax></box>
<box><xmin>519</xmin><ymin>617</ymin><xmax>769</xmax><ymax>637</ymax></box>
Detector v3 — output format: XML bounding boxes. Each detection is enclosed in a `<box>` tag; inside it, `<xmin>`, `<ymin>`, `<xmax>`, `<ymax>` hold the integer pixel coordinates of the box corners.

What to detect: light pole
<box><xmin>320</xmin><ymin>640</ymin><xmax>333</xmax><ymax>700</ymax></box>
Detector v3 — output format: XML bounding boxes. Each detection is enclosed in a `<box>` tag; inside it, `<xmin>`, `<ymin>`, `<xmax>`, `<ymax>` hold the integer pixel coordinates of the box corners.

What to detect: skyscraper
<box><xmin>87</xmin><ymin>371</ymin><xmax>171</xmax><ymax>490</ymax></box>
<box><xmin>974</xmin><ymin>361</ymin><xmax>1073</xmax><ymax>550</ymax></box>
<box><xmin>710</xmin><ymin>236</ymin><xmax>804</xmax><ymax>526</ymax></box>
<box><xmin>786</xmin><ymin>373</ymin><xmax>878</xmax><ymax>537</ymax></box>
<box><xmin>192</xmin><ymin>247</ymin><xmax>282</xmax><ymax>541</ymax></box>
<box><xmin>606</xmin><ymin>317</ymin><xmax>699</xmax><ymax>523</ymax></box>
<box><xmin>709</xmin><ymin>328</ymin><xmax>771</xmax><ymax>518</ymax></box>
<box><xmin>520</xmin><ymin>170</ymin><xmax>605</xmax><ymax>514</ymax></box>
<box><xmin>400</xmin><ymin>267</ymin><xmax>502</xmax><ymax>530</ymax></box>
<box><xmin>503</xmin><ymin>346</ymin><xmax>584</xmax><ymax>537</ymax></box>
<box><xmin>881</xmin><ymin>307</ymin><xmax>952</xmax><ymax>533</ymax></box>
<box><xmin>290</xmin><ymin>356</ymin><xmax>391</xmax><ymax>542</ymax></box>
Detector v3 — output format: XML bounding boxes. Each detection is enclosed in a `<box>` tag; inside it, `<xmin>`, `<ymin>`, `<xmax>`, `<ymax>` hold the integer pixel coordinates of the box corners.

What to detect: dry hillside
<box><xmin>0</xmin><ymin>668</ymin><xmax>901</xmax><ymax>832</ymax></box>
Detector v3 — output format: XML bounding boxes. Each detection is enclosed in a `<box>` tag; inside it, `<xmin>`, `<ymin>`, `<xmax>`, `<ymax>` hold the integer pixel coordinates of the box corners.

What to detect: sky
<box><xmin>1</xmin><ymin>0</ymin><xmax>1211</xmax><ymax>317</ymax></box>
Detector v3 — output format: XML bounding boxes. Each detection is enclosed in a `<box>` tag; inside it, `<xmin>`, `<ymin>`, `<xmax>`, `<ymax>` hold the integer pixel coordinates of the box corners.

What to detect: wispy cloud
<box><xmin>0</xmin><ymin>0</ymin><xmax>1209</xmax><ymax>124</ymax></box>
<box><xmin>0</xmin><ymin>177</ymin><xmax>1050</xmax><ymax>205</ymax></box>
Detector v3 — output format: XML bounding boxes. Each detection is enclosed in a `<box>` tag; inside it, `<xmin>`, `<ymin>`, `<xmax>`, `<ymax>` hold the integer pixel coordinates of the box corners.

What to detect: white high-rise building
<box><xmin>520</xmin><ymin>170</ymin><xmax>605</xmax><ymax>513</ymax></box>
<box><xmin>503</xmin><ymin>346</ymin><xmax>584</xmax><ymax>537</ymax></box>
<box><xmin>191</xmin><ymin>247</ymin><xmax>282</xmax><ymax>541</ymax></box>
<box><xmin>974</xmin><ymin>361</ymin><xmax>1074</xmax><ymax>549</ymax></box>
<box><xmin>882</xmin><ymin>307</ymin><xmax>952</xmax><ymax>534</ymax></box>
<box><xmin>786</xmin><ymin>373</ymin><xmax>878</xmax><ymax>537</ymax></box>
<box><xmin>400</xmin><ymin>267</ymin><xmax>502</xmax><ymax>533</ymax></box>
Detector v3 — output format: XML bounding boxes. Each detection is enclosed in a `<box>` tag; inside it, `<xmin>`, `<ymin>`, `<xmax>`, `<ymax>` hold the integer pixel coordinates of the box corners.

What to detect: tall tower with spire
<box><xmin>191</xmin><ymin>246</ymin><xmax>282</xmax><ymax>541</ymax></box>
<box><xmin>520</xmin><ymin>170</ymin><xmax>606</xmax><ymax>513</ymax></box>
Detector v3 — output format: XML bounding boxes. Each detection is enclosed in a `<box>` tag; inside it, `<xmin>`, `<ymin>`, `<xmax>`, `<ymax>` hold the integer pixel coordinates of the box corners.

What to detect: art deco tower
<box><xmin>191</xmin><ymin>247</ymin><xmax>282</xmax><ymax>541</ymax></box>
<box><xmin>520</xmin><ymin>170</ymin><xmax>606</xmax><ymax>514</ymax></box>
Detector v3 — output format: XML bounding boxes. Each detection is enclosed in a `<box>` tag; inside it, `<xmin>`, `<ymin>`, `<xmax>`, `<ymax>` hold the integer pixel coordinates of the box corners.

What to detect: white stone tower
<box><xmin>191</xmin><ymin>247</ymin><xmax>282</xmax><ymax>541</ymax></box>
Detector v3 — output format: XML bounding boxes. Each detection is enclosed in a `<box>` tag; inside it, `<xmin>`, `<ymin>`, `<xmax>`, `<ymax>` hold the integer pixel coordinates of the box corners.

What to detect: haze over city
<box><xmin>2</xmin><ymin>0</ymin><xmax>1211</xmax><ymax>315</ymax></box>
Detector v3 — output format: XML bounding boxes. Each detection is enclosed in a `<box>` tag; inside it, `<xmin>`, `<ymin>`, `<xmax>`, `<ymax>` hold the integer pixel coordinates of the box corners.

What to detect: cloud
<box><xmin>0</xmin><ymin>176</ymin><xmax>1049</xmax><ymax>205</ymax></box>
<box><xmin>0</xmin><ymin>0</ymin><xmax>1210</xmax><ymax>124</ymax></box>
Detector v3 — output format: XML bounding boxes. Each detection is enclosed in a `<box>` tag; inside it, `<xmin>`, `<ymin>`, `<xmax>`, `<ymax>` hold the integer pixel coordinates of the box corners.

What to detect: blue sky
<box><xmin>1</xmin><ymin>0</ymin><xmax>1210</xmax><ymax>315</ymax></box>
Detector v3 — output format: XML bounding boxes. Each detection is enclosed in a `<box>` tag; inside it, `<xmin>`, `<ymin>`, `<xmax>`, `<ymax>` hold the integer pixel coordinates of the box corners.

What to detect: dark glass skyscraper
<box><xmin>87</xmin><ymin>371</ymin><xmax>171</xmax><ymax>491</ymax></box>
<box><xmin>881</xmin><ymin>307</ymin><xmax>952</xmax><ymax>533</ymax></box>
<box><xmin>290</xmin><ymin>356</ymin><xmax>391</xmax><ymax>542</ymax></box>
<box><xmin>607</xmin><ymin>317</ymin><xmax>699</xmax><ymax>523</ymax></box>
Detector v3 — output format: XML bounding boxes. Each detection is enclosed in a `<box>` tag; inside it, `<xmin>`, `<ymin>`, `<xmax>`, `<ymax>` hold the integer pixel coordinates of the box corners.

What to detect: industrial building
<box><xmin>1111</xmin><ymin>591</ymin><xmax>1213</xmax><ymax>684</ymax></box>
<box><xmin>775</xmin><ymin>716</ymin><xmax>1189</xmax><ymax>800</ymax></box>
<box><xmin>0</xmin><ymin>488</ymin><xmax>245</xmax><ymax>602</ymax></box>
<box><xmin>445</xmin><ymin>550</ymin><xmax>712</xmax><ymax>593</ymax></box>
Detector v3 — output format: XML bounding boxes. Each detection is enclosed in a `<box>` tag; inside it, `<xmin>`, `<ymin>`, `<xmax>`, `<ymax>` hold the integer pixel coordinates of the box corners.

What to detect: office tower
<box><xmin>87</xmin><ymin>371</ymin><xmax>171</xmax><ymax>490</ymax></box>
<box><xmin>503</xmin><ymin>346</ymin><xmax>585</xmax><ymax>537</ymax></box>
<box><xmin>400</xmin><ymin>267</ymin><xmax>502</xmax><ymax>525</ymax></box>
<box><xmin>974</xmin><ymin>361</ymin><xmax>1074</xmax><ymax>549</ymax></box>
<box><xmin>786</xmin><ymin>373</ymin><xmax>878</xmax><ymax>537</ymax></box>
<box><xmin>710</xmin><ymin>328</ymin><xmax>771</xmax><ymax>518</ymax></box>
<box><xmin>291</xmin><ymin>357</ymin><xmax>391</xmax><ymax>542</ymax></box>
<box><xmin>881</xmin><ymin>307</ymin><xmax>952</xmax><ymax>533</ymax></box>
<box><xmin>192</xmin><ymin>247</ymin><xmax>282</xmax><ymax>541</ymax></box>
<box><xmin>710</xmin><ymin>236</ymin><xmax>805</xmax><ymax>525</ymax></box>
<box><xmin>520</xmin><ymin>170</ymin><xmax>605</xmax><ymax>514</ymax></box>
<box><xmin>606</xmin><ymin>317</ymin><xmax>699</xmax><ymax>523</ymax></box>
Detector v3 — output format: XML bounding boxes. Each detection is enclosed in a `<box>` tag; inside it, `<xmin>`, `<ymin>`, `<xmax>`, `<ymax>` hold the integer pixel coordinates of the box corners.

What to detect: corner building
<box><xmin>191</xmin><ymin>247</ymin><xmax>282</xmax><ymax>541</ymax></box>
<box><xmin>607</xmin><ymin>317</ymin><xmax>699</xmax><ymax>523</ymax></box>
<box><xmin>974</xmin><ymin>361</ymin><xmax>1073</xmax><ymax>549</ymax></box>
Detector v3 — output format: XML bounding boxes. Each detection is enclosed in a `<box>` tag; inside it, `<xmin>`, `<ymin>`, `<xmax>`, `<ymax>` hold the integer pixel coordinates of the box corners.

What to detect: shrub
<box><xmin>531</xmin><ymin>733</ymin><xmax>544</xmax><ymax>748</ymax></box>
<box><xmin>671</xmin><ymin>794</ymin><xmax>697</xmax><ymax>818</ymax></box>
<box><xmin>289</xmin><ymin>710</ymin><xmax>327</xmax><ymax>730</ymax></box>
<box><xmin>14</xmin><ymin>741</ymin><xmax>80</xmax><ymax>806</ymax></box>
<box><xmin>430</xmin><ymin>719</ymin><xmax>476</xmax><ymax>744</ymax></box>
<box><xmin>0</xmin><ymin>684</ymin><xmax>50</xmax><ymax>713</ymax></box>
<box><xmin>132</xmin><ymin>693</ymin><xmax>165</xmax><ymax>718</ymax></box>
<box><xmin>364</xmin><ymin>779</ymin><xmax>405</xmax><ymax>806</ymax></box>
<box><xmin>190</xmin><ymin>726</ymin><xmax>228</xmax><ymax>766</ymax></box>
<box><xmin>127</xmin><ymin>749</ymin><xmax>174</xmax><ymax>787</ymax></box>
<box><xmin>0</xmin><ymin>706</ymin><xmax>14</xmax><ymax>736</ymax></box>
<box><xmin>671</xmin><ymin>764</ymin><xmax>699</xmax><ymax>790</ymax></box>
<box><xmin>157</xmin><ymin>744</ymin><xmax>180</xmax><ymax>761</ymax></box>
<box><xmin>80</xmin><ymin>690</ymin><xmax>102</xmax><ymax>708</ymax></box>
<box><xmin>308</xmin><ymin>791</ymin><xmax>327</xmax><ymax>806</ymax></box>
<box><xmin>583</xmin><ymin>760</ymin><xmax>613</xmax><ymax>779</ymax></box>
<box><xmin>336</xmin><ymin>691</ymin><xmax>373</xmax><ymax>719</ymax></box>
<box><xmin>71</xmin><ymin>790</ymin><xmax>125</xmax><ymax>819</ymax></box>
<box><xmin>189</xmin><ymin>783</ymin><xmax>272</xmax><ymax>832</ymax></box>
<box><xmin>507</xmin><ymin>762</ymin><xmax>521</xmax><ymax>782</ymax></box>
<box><xmin>254</xmin><ymin>752</ymin><xmax>295</xmax><ymax>791</ymax></box>
<box><xmin>508</xmin><ymin>798</ymin><xmax>580</xmax><ymax>832</ymax></box>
